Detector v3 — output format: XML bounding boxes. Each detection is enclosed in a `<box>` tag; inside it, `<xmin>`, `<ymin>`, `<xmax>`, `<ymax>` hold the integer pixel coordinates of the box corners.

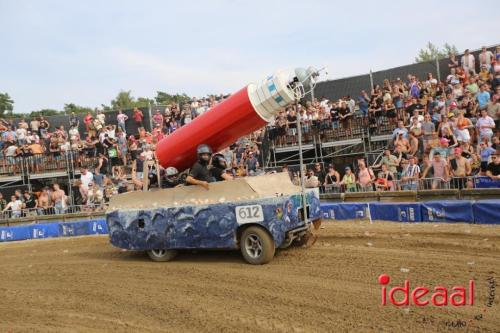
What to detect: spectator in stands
<box><xmin>86</xmin><ymin>182</ymin><xmax>103</xmax><ymax>210</ymax></box>
<box><xmin>303</xmin><ymin>168</ymin><xmax>320</xmax><ymax>188</ymax></box>
<box><xmin>486</xmin><ymin>150</ymin><xmax>500</xmax><ymax>180</ymax></box>
<box><xmin>116</xmin><ymin>109</ymin><xmax>128</xmax><ymax>133</ymax></box>
<box><xmin>80</xmin><ymin>167</ymin><xmax>94</xmax><ymax>190</ymax></box>
<box><xmin>245</xmin><ymin>151</ymin><xmax>259</xmax><ymax>176</ymax></box>
<box><xmin>479</xmin><ymin>46</ymin><xmax>495</xmax><ymax>73</ymax></box>
<box><xmin>23</xmin><ymin>191</ymin><xmax>37</xmax><ymax>216</ymax></box>
<box><xmin>324</xmin><ymin>164</ymin><xmax>340</xmax><ymax>191</ymax></box>
<box><xmin>477</xmin><ymin>109</ymin><xmax>496</xmax><ymax>143</ymax></box>
<box><xmin>422</xmin><ymin>114</ymin><xmax>436</xmax><ymax>151</ymax></box>
<box><xmin>84</xmin><ymin>112</ymin><xmax>93</xmax><ymax>133</ymax></box>
<box><xmin>51</xmin><ymin>183</ymin><xmax>67</xmax><ymax>214</ymax></box>
<box><xmin>357</xmin><ymin>160</ymin><xmax>375</xmax><ymax>191</ymax></box>
<box><xmin>286</xmin><ymin>108</ymin><xmax>297</xmax><ymax>145</ymax></box>
<box><xmin>37</xmin><ymin>187</ymin><xmax>52</xmax><ymax>215</ymax></box>
<box><xmin>461</xmin><ymin>49</ymin><xmax>476</xmax><ymax>75</ymax></box>
<box><xmin>394</xmin><ymin>132</ymin><xmax>410</xmax><ymax>156</ymax></box>
<box><xmin>358</xmin><ymin>91</ymin><xmax>370</xmax><ymax>117</ymax></box>
<box><xmin>95</xmin><ymin>152</ymin><xmax>109</xmax><ymax>186</ymax></box>
<box><xmin>407</xmin><ymin>131</ymin><xmax>419</xmax><ymax>157</ymax></box>
<box><xmin>152</xmin><ymin>110</ymin><xmax>164</xmax><ymax>129</ymax></box>
<box><xmin>441</xmin><ymin>126</ymin><xmax>458</xmax><ymax>149</ymax></box>
<box><xmin>448</xmin><ymin>147</ymin><xmax>471</xmax><ymax>189</ymax></box>
<box><xmin>69</xmin><ymin>112</ymin><xmax>79</xmax><ymax>128</ymax></box>
<box><xmin>340</xmin><ymin>166</ymin><xmax>356</xmax><ymax>192</ymax></box>
<box><xmin>430</xmin><ymin>138</ymin><xmax>451</xmax><ymax>160</ymax></box>
<box><xmin>96</xmin><ymin>110</ymin><xmax>106</xmax><ymax>126</ymax></box>
<box><xmin>478</xmin><ymin>141</ymin><xmax>496</xmax><ymax>175</ymax></box>
<box><xmin>392</xmin><ymin>120</ymin><xmax>408</xmax><ymax>140</ymax></box>
<box><xmin>338</xmin><ymin>101</ymin><xmax>353</xmax><ymax>137</ymax></box>
<box><xmin>0</xmin><ymin>193</ymin><xmax>6</xmax><ymax>215</ymax></box>
<box><xmin>30</xmin><ymin>117</ymin><xmax>40</xmax><ymax>135</ymax></box>
<box><xmin>376</xmin><ymin>164</ymin><xmax>395</xmax><ymax>191</ymax></box>
<box><xmin>455</xmin><ymin>111</ymin><xmax>473</xmax><ymax>143</ymax></box>
<box><xmin>313</xmin><ymin>163</ymin><xmax>326</xmax><ymax>187</ymax></box>
<box><xmin>3</xmin><ymin>195</ymin><xmax>23</xmax><ymax>218</ymax></box>
<box><xmin>422</xmin><ymin>152</ymin><xmax>449</xmax><ymax>189</ymax></box>
<box><xmin>477</xmin><ymin>84</ymin><xmax>491</xmax><ymax>110</ymax></box>
<box><xmin>384</xmin><ymin>98</ymin><xmax>397</xmax><ymax>127</ymax></box>
<box><xmin>401</xmin><ymin>156</ymin><xmax>420</xmax><ymax>190</ymax></box>
<box><xmin>373</xmin><ymin>150</ymin><xmax>400</xmax><ymax>175</ymax></box>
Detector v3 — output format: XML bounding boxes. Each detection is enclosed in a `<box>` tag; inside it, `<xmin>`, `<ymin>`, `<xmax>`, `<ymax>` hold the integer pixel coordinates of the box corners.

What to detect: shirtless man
<box><xmin>51</xmin><ymin>183</ymin><xmax>66</xmax><ymax>214</ymax></box>
<box><xmin>37</xmin><ymin>188</ymin><xmax>52</xmax><ymax>215</ymax></box>
<box><xmin>449</xmin><ymin>147</ymin><xmax>471</xmax><ymax>189</ymax></box>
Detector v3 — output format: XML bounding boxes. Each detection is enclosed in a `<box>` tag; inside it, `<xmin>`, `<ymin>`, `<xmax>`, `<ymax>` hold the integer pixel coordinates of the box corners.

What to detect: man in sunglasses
<box><xmin>486</xmin><ymin>150</ymin><xmax>500</xmax><ymax>181</ymax></box>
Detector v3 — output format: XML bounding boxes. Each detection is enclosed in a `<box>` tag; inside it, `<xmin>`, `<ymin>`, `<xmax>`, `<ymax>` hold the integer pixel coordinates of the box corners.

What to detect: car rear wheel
<box><xmin>240</xmin><ymin>226</ymin><xmax>275</xmax><ymax>265</ymax></box>
<box><xmin>147</xmin><ymin>249</ymin><xmax>178</xmax><ymax>262</ymax></box>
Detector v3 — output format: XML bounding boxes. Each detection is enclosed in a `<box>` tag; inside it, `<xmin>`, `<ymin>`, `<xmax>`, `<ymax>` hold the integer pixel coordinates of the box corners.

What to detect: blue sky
<box><xmin>1</xmin><ymin>0</ymin><xmax>497</xmax><ymax>113</ymax></box>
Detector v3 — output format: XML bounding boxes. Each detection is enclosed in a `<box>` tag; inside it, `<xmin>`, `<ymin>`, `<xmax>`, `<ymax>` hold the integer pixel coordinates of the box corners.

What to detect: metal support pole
<box><xmin>369</xmin><ymin>70</ymin><xmax>374</xmax><ymax>92</ymax></box>
<box><xmin>435</xmin><ymin>57</ymin><xmax>441</xmax><ymax>82</ymax></box>
<box><xmin>295</xmin><ymin>99</ymin><xmax>308</xmax><ymax>225</ymax></box>
<box><xmin>147</xmin><ymin>101</ymin><xmax>153</xmax><ymax>132</ymax></box>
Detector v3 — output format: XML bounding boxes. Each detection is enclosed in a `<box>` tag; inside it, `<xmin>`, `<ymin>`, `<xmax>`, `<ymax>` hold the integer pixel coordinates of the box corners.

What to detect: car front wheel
<box><xmin>240</xmin><ymin>226</ymin><xmax>275</xmax><ymax>265</ymax></box>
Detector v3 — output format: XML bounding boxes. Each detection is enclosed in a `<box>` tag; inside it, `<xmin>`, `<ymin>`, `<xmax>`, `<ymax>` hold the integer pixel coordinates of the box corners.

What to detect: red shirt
<box><xmin>134</xmin><ymin>110</ymin><xmax>143</xmax><ymax>122</ymax></box>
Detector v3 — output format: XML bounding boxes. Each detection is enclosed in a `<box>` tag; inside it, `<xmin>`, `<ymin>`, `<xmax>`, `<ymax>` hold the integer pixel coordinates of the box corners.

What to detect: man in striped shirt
<box><xmin>401</xmin><ymin>156</ymin><xmax>420</xmax><ymax>191</ymax></box>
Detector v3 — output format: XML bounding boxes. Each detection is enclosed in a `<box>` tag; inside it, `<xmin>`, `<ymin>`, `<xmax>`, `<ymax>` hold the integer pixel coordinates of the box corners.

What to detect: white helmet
<box><xmin>166</xmin><ymin>167</ymin><xmax>178</xmax><ymax>177</ymax></box>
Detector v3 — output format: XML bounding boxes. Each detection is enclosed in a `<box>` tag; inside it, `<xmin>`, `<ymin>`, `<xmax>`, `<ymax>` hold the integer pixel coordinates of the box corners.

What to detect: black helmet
<box><xmin>197</xmin><ymin>144</ymin><xmax>212</xmax><ymax>156</ymax></box>
<box><xmin>212</xmin><ymin>153</ymin><xmax>226</xmax><ymax>169</ymax></box>
<box><xmin>197</xmin><ymin>144</ymin><xmax>212</xmax><ymax>164</ymax></box>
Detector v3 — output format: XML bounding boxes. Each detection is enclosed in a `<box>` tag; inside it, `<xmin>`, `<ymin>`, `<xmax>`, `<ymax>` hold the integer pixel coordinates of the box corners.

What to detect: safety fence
<box><xmin>1</xmin><ymin>199</ymin><xmax>499</xmax><ymax>243</ymax></box>
<box><xmin>0</xmin><ymin>204</ymin><xmax>107</xmax><ymax>221</ymax></box>
<box><xmin>320</xmin><ymin>200</ymin><xmax>500</xmax><ymax>224</ymax></box>
<box><xmin>0</xmin><ymin>152</ymin><xmax>99</xmax><ymax>176</ymax></box>
<box><xmin>321</xmin><ymin>176</ymin><xmax>499</xmax><ymax>194</ymax></box>
<box><xmin>266</xmin><ymin>114</ymin><xmax>393</xmax><ymax>147</ymax></box>
<box><xmin>0</xmin><ymin>219</ymin><xmax>108</xmax><ymax>242</ymax></box>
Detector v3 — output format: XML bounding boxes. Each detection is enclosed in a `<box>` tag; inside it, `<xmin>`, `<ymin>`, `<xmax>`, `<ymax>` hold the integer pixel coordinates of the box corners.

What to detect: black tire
<box><xmin>240</xmin><ymin>226</ymin><xmax>275</xmax><ymax>265</ymax></box>
<box><xmin>147</xmin><ymin>249</ymin><xmax>178</xmax><ymax>262</ymax></box>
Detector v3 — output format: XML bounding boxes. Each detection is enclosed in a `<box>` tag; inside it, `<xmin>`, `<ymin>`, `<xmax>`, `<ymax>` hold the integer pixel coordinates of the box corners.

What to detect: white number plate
<box><xmin>235</xmin><ymin>205</ymin><xmax>264</xmax><ymax>224</ymax></box>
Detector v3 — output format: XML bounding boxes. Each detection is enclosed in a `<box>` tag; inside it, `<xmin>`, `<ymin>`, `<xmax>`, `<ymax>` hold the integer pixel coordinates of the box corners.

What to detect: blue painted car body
<box><xmin>106</xmin><ymin>189</ymin><xmax>321</xmax><ymax>251</ymax></box>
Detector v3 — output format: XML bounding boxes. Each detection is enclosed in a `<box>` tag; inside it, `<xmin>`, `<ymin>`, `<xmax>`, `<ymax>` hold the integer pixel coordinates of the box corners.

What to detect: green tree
<box><xmin>0</xmin><ymin>92</ymin><xmax>14</xmax><ymax>116</ymax></box>
<box><xmin>63</xmin><ymin>103</ymin><xmax>93</xmax><ymax>115</ymax></box>
<box><xmin>154</xmin><ymin>91</ymin><xmax>190</xmax><ymax>106</ymax></box>
<box><xmin>30</xmin><ymin>109</ymin><xmax>61</xmax><ymax>117</ymax></box>
<box><xmin>415</xmin><ymin>42</ymin><xmax>459</xmax><ymax>63</ymax></box>
<box><xmin>136</xmin><ymin>97</ymin><xmax>154</xmax><ymax>108</ymax></box>
<box><xmin>111</xmin><ymin>90</ymin><xmax>136</xmax><ymax>110</ymax></box>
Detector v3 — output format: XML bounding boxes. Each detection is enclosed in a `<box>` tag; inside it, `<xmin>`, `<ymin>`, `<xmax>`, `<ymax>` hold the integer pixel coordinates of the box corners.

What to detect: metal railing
<box><xmin>0</xmin><ymin>152</ymin><xmax>100</xmax><ymax>177</ymax></box>
<box><xmin>0</xmin><ymin>204</ymin><xmax>108</xmax><ymax>222</ymax></box>
<box><xmin>312</xmin><ymin>176</ymin><xmax>498</xmax><ymax>194</ymax></box>
<box><xmin>267</xmin><ymin>113</ymin><xmax>395</xmax><ymax>149</ymax></box>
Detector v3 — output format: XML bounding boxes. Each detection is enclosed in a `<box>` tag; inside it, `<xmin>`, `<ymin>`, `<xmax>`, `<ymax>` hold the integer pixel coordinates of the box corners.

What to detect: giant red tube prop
<box><xmin>156</xmin><ymin>71</ymin><xmax>297</xmax><ymax>172</ymax></box>
<box><xmin>156</xmin><ymin>87</ymin><xmax>265</xmax><ymax>171</ymax></box>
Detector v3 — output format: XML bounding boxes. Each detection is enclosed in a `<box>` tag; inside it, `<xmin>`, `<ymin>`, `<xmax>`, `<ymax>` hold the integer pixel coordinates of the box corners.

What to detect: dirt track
<box><xmin>1</xmin><ymin>221</ymin><xmax>499</xmax><ymax>333</ymax></box>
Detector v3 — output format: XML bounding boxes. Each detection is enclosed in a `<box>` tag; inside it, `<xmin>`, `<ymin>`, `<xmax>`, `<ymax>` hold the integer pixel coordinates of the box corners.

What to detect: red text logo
<box><xmin>378</xmin><ymin>274</ymin><xmax>474</xmax><ymax>306</ymax></box>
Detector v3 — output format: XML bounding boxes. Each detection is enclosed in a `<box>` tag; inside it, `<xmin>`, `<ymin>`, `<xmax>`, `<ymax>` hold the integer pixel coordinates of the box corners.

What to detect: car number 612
<box><xmin>235</xmin><ymin>205</ymin><xmax>264</xmax><ymax>224</ymax></box>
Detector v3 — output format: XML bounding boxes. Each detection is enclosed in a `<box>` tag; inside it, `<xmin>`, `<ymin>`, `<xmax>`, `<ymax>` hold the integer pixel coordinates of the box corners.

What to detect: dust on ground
<box><xmin>0</xmin><ymin>221</ymin><xmax>499</xmax><ymax>333</ymax></box>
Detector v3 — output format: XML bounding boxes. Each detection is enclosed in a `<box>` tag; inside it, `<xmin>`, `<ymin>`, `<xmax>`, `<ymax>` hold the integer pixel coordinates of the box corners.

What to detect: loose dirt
<box><xmin>1</xmin><ymin>221</ymin><xmax>499</xmax><ymax>332</ymax></box>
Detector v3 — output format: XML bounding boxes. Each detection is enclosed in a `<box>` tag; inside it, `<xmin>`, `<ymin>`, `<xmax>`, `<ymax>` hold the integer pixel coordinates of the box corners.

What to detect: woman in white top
<box><xmin>3</xmin><ymin>195</ymin><xmax>23</xmax><ymax>218</ymax></box>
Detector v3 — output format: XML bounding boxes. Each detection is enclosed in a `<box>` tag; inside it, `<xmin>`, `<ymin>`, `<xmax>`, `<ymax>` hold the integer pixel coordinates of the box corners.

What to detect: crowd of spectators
<box><xmin>0</xmin><ymin>95</ymin><xmax>267</xmax><ymax>219</ymax></box>
<box><xmin>271</xmin><ymin>46</ymin><xmax>500</xmax><ymax>192</ymax></box>
<box><xmin>1</xmin><ymin>46</ymin><xmax>499</xmax><ymax>218</ymax></box>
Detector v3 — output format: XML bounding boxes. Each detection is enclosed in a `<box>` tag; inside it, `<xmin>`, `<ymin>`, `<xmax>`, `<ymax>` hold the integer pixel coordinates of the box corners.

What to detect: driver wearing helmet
<box><xmin>211</xmin><ymin>153</ymin><xmax>233</xmax><ymax>181</ymax></box>
<box><xmin>186</xmin><ymin>144</ymin><xmax>213</xmax><ymax>189</ymax></box>
<box><xmin>163</xmin><ymin>167</ymin><xmax>183</xmax><ymax>188</ymax></box>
